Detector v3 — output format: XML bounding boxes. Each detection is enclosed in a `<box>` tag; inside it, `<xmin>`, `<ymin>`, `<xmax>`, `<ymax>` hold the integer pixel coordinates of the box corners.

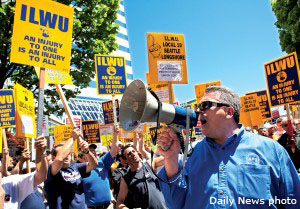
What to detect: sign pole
<box><xmin>36</xmin><ymin>68</ymin><xmax>46</xmax><ymax>137</ymax></box>
<box><xmin>286</xmin><ymin>104</ymin><xmax>292</xmax><ymax>120</ymax></box>
<box><xmin>112</xmin><ymin>95</ymin><xmax>117</xmax><ymax>126</ymax></box>
<box><xmin>25</xmin><ymin>138</ymin><xmax>31</xmax><ymax>173</ymax></box>
<box><xmin>36</xmin><ymin>68</ymin><xmax>45</xmax><ymax>170</ymax></box>
<box><xmin>56</xmin><ymin>84</ymin><xmax>82</xmax><ymax>145</ymax></box>
<box><xmin>168</xmin><ymin>82</ymin><xmax>173</xmax><ymax>104</ymax></box>
<box><xmin>285</xmin><ymin>104</ymin><xmax>294</xmax><ymax>137</ymax></box>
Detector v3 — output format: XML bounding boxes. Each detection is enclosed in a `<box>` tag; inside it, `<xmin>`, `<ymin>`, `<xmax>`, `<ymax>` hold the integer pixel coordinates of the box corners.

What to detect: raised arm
<box><xmin>110</xmin><ymin>124</ymin><xmax>119</xmax><ymax>158</ymax></box>
<box><xmin>34</xmin><ymin>135</ymin><xmax>48</xmax><ymax>187</ymax></box>
<box><xmin>116</xmin><ymin>178</ymin><xmax>129</xmax><ymax>209</ymax></box>
<box><xmin>137</xmin><ymin>133</ymin><xmax>150</xmax><ymax>160</ymax></box>
<box><xmin>11</xmin><ymin>148</ymin><xmax>30</xmax><ymax>175</ymax></box>
<box><xmin>51</xmin><ymin>134</ymin><xmax>75</xmax><ymax>176</ymax></box>
<box><xmin>72</xmin><ymin>128</ymin><xmax>97</xmax><ymax>173</ymax></box>
<box><xmin>1</xmin><ymin>147</ymin><xmax>10</xmax><ymax>177</ymax></box>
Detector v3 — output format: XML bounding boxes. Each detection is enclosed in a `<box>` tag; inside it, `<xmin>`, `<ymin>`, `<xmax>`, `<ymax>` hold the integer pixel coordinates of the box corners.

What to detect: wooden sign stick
<box><xmin>168</xmin><ymin>82</ymin><xmax>173</xmax><ymax>104</ymax></box>
<box><xmin>36</xmin><ymin>68</ymin><xmax>46</xmax><ymax>171</ymax></box>
<box><xmin>36</xmin><ymin>68</ymin><xmax>46</xmax><ymax>137</ymax></box>
<box><xmin>55</xmin><ymin>84</ymin><xmax>83</xmax><ymax>143</ymax></box>
<box><xmin>285</xmin><ymin>104</ymin><xmax>294</xmax><ymax>137</ymax></box>
<box><xmin>25</xmin><ymin>138</ymin><xmax>31</xmax><ymax>173</ymax></box>
<box><xmin>112</xmin><ymin>95</ymin><xmax>117</xmax><ymax>126</ymax></box>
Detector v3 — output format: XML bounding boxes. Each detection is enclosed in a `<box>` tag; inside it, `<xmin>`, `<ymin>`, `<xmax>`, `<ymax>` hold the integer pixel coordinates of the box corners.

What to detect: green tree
<box><xmin>0</xmin><ymin>0</ymin><xmax>119</xmax><ymax>115</ymax></box>
<box><xmin>271</xmin><ymin>0</ymin><xmax>300</xmax><ymax>58</ymax></box>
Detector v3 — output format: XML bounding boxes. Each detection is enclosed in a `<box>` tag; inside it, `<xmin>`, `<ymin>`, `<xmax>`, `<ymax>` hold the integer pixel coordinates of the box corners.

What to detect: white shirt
<box><xmin>2</xmin><ymin>172</ymin><xmax>35</xmax><ymax>209</ymax></box>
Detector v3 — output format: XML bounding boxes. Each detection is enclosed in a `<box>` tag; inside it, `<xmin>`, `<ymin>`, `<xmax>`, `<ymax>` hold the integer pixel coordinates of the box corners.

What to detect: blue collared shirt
<box><xmin>159</xmin><ymin>125</ymin><xmax>300</xmax><ymax>209</ymax></box>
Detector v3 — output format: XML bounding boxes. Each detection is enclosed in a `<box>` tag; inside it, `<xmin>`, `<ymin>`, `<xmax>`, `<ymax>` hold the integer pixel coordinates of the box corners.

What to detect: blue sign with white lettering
<box><xmin>0</xmin><ymin>90</ymin><xmax>16</xmax><ymax>128</ymax></box>
<box><xmin>95</xmin><ymin>55</ymin><xmax>127</xmax><ymax>95</ymax></box>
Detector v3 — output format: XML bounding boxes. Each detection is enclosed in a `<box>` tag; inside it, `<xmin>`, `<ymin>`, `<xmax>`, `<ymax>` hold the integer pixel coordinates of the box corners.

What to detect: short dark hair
<box><xmin>89</xmin><ymin>144</ymin><xmax>97</xmax><ymax>150</ymax></box>
<box><xmin>50</xmin><ymin>144</ymin><xmax>64</xmax><ymax>157</ymax></box>
<box><xmin>121</xmin><ymin>144</ymin><xmax>136</xmax><ymax>159</ymax></box>
<box><xmin>117</xmin><ymin>153</ymin><xmax>126</xmax><ymax>161</ymax></box>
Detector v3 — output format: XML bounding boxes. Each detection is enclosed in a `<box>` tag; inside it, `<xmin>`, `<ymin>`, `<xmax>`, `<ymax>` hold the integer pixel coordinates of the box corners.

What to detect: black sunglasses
<box><xmin>197</xmin><ymin>101</ymin><xmax>230</xmax><ymax>111</ymax></box>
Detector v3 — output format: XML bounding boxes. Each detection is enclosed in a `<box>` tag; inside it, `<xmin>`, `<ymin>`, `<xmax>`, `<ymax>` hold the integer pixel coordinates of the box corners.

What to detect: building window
<box><xmin>115</xmin><ymin>20</ymin><xmax>126</xmax><ymax>28</ymax></box>
<box><xmin>117</xmin><ymin>10</ymin><xmax>125</xmax><ymax>16</ymax></box>
<box><xmin>117</xmin><ymin>32</ymin><xmax>128</xmax><ymax>40</ymax></box>
<box><xmin>118</xmin><ymin>45</ymin><xmax>130</xmax><ymax>53</ymax></box>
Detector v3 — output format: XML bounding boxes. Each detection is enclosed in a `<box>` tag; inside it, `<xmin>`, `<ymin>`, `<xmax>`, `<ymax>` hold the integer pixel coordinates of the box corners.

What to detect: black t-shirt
<box><xmin>111</xmin><ymin>165</ymin><xmax>129</xmax><ymax>197</ymax></box>
<box><xmin>123</xmin><ymin>162</ymin><xmax>167</xmax><ymax>209</ymax></box>
<box><xmin>44</xmin><ymin>163</ymin><xmax>89</xmax><ymax>209</ymax></box>
<box><xmin>286</xmin><ymin>145</ymin><xmax>300</xmax><ymax>170</ymax></box>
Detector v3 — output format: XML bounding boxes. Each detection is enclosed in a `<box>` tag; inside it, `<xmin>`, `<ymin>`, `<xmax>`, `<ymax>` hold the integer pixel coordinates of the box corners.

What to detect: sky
<box><xmin>124</xmin><ymin>0</ymin><xmax>285</xmax><ymax>104</ymax></box>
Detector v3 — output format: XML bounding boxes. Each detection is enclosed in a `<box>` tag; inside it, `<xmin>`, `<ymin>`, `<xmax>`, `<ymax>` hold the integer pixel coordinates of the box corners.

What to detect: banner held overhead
<box><xmin>147</xmin><ymin>33</ymin><xmax>188</xmax><ymax>84</ymax></box>
<box><xmin>102</xmin><ymin>100</ymin><xmax>120</xmax><ymax>125</ymax></box>
<box><xmin>95</xmin><ymin>55</ymin><xmax>127</xmax><ymax>95</ymax></box>
<box><xmin>82</xmin><ymin>120</ymin><xmax>101</xmax><ymax>144</ymax></box>
<box><xmin>10</xmin><ymin>0</ymin><xmax>74</xmax><ymax>70</ymax></box>
<box><xmin>264</xmin><ymin>52</ymin><xmax>300</xmax><ymax>107</ymax></box>
<box><xmin>246</xmin><ymin>90</ymin><xmax>272</xmax><ymax>120</ymax></box>
<box><xmin>35</xmin><ymin>67</ymin><xmax>73</xmax><ymax>85</ymax></box>
<box><xmin>0</xmin><ymin>90</ymin><xmax>16</xmax><ymax>128</ymax></box>
<box><xmin>14</xmin><ymin>83</ymin><xmax>36</xmax><ymax>138</ymax></box>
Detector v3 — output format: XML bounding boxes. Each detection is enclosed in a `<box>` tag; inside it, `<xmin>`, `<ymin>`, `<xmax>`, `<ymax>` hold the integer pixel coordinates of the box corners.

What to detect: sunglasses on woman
<box><xmin>197</xmin><ymin>101</ymin><xmax>230</xmax><ymax>111</ymax></box>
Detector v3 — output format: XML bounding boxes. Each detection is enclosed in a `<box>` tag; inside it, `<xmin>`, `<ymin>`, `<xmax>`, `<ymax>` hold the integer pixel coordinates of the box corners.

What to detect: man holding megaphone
<box><xmin>155</xmin><ymin>86</ymin><xmax>300</xmax><ymax>209</ymax></box>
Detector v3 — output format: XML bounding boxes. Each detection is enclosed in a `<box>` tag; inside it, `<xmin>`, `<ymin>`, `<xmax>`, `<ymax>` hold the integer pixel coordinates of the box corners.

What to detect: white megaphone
<box><xmin>119</xmin><ymin>80</ymin><xmax>198</xmax><ymax>132</ymax></box>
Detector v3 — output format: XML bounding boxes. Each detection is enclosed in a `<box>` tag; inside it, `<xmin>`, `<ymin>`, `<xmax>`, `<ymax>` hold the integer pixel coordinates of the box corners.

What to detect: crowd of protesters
<box><xmin>0</xmin><ymin>87</ymin><xmax>299</xmax><ymax>208</ymax></box>
<box><xmin>257</xmin><ymin>118</ymin><xmax>300</xmax><ymax>172</ymax></box>
<box><xmin>0</xmin><ymin>125</ymin><xmax>171</xmax><ymax>209</ymax></box>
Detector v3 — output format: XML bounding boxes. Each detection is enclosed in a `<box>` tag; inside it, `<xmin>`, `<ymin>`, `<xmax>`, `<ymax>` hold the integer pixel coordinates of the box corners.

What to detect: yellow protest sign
<box><xmin>53</xmin><ymin>125</ymin><xmax>78</xmax><ymax>152</ymax></box>
<box><xmin>54</xmin><ymin>125</ymin><xmax>73</xmax><ymax>144</ymax></box>
<box><xmin>264</xmin><ymin>52</ymin><xmax>300</xmax><ymax>107</ymax></box>
<box><xmin>101</xmin><ymin>135</ymin><xmax>113</xmax><ymax>147</ymax></box>
<box><xmin>99</xmin><ymin>125</ymin><xmax>113</xmax><ymax>146</ymax></box>
<box><xmin>240</xmin><ymin>95</ymin><xmax>263</xmax><ymax>127</ymax></box>
<box><xmin>35</xmin><ymin>67</ymin><xmax>73</xmax><ymax>85</ymax></box>
<box><xmin>149</xmin><ymin>127</ymin><xmax>164</xmax><ymax>141</ymax></box>
<box><xmin>119</xmin><ymin>128</ymin><xmax>134</xmax><ymax>139</ymax></box>
<box><xmin>10</xmin><ymin>0</ymin><xmax>74</xmax><ymax>71</ymax></box>
<box><xmin>95</xmin><ymin>55</ymin><xmax>127</xmax><ymax>95</ymax></box>
<box><xmin>246</xmin><ymin>90</ymin><xmax>272</xmax><ymax>120</ymax></box>
<box><xmin>14</xmin><ymin>83</ymin><xmax>36</xmax><ymax>138</ymax></box>
<box><xmin>147</xmin><ymin>33</ymin><xmax>187</xmax><ymax>84</ymax></box>
<box><xmin>195</xmin><ymin>81</ymin><xmax>221</xmax><ymax>103</ymax></box>
<box><xmin>146</xmin><ymin>72</ymin><xmax>175</xmax><ymax>103</ymax></box>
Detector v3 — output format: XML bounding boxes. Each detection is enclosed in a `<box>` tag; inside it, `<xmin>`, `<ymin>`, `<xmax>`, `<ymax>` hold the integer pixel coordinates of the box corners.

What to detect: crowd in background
<box><xmin>0</xmin><ymin>115</ymin><xmax>299</xmax><ymax>208</ymax></box>
<box><xmin>257</xmin><ymin>118</ymin><xmax>300</xmax><ymax>172</ymax></box>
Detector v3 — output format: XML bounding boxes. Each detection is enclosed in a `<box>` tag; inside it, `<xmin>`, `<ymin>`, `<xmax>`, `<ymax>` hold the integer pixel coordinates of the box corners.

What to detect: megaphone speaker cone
<box><xmin>120</xmin><ymin>80</ymin><xmax>176</xmax><ymax>131</ymax></box>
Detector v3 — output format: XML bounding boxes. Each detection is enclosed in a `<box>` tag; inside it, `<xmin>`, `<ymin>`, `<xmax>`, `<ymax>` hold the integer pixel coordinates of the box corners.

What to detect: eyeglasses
<box><xmin>197</xmin><ymin>101</ymin><xmax>230</xmax><ymax>111</ymax></box>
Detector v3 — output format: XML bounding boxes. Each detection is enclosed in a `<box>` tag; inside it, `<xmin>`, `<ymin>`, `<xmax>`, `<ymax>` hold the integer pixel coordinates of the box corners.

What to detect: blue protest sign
<box><xmin>102</xmin><ymin>100</ymin><xmax>119</xmax><ymax>124</ymax></box>
<box><xmin>264</xmin><ymin>52</ymin><xmax>300</xmax><ymax>107</ymax></box>
<box><xmin>0</xmin><ymin>90</ymin><xmax>16</xmax><ymax>128</ymax></box>
<box><xmin>95</xmin><ymin>55</ymin><xmax>127</xmax><ymax>95</ymax></box>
